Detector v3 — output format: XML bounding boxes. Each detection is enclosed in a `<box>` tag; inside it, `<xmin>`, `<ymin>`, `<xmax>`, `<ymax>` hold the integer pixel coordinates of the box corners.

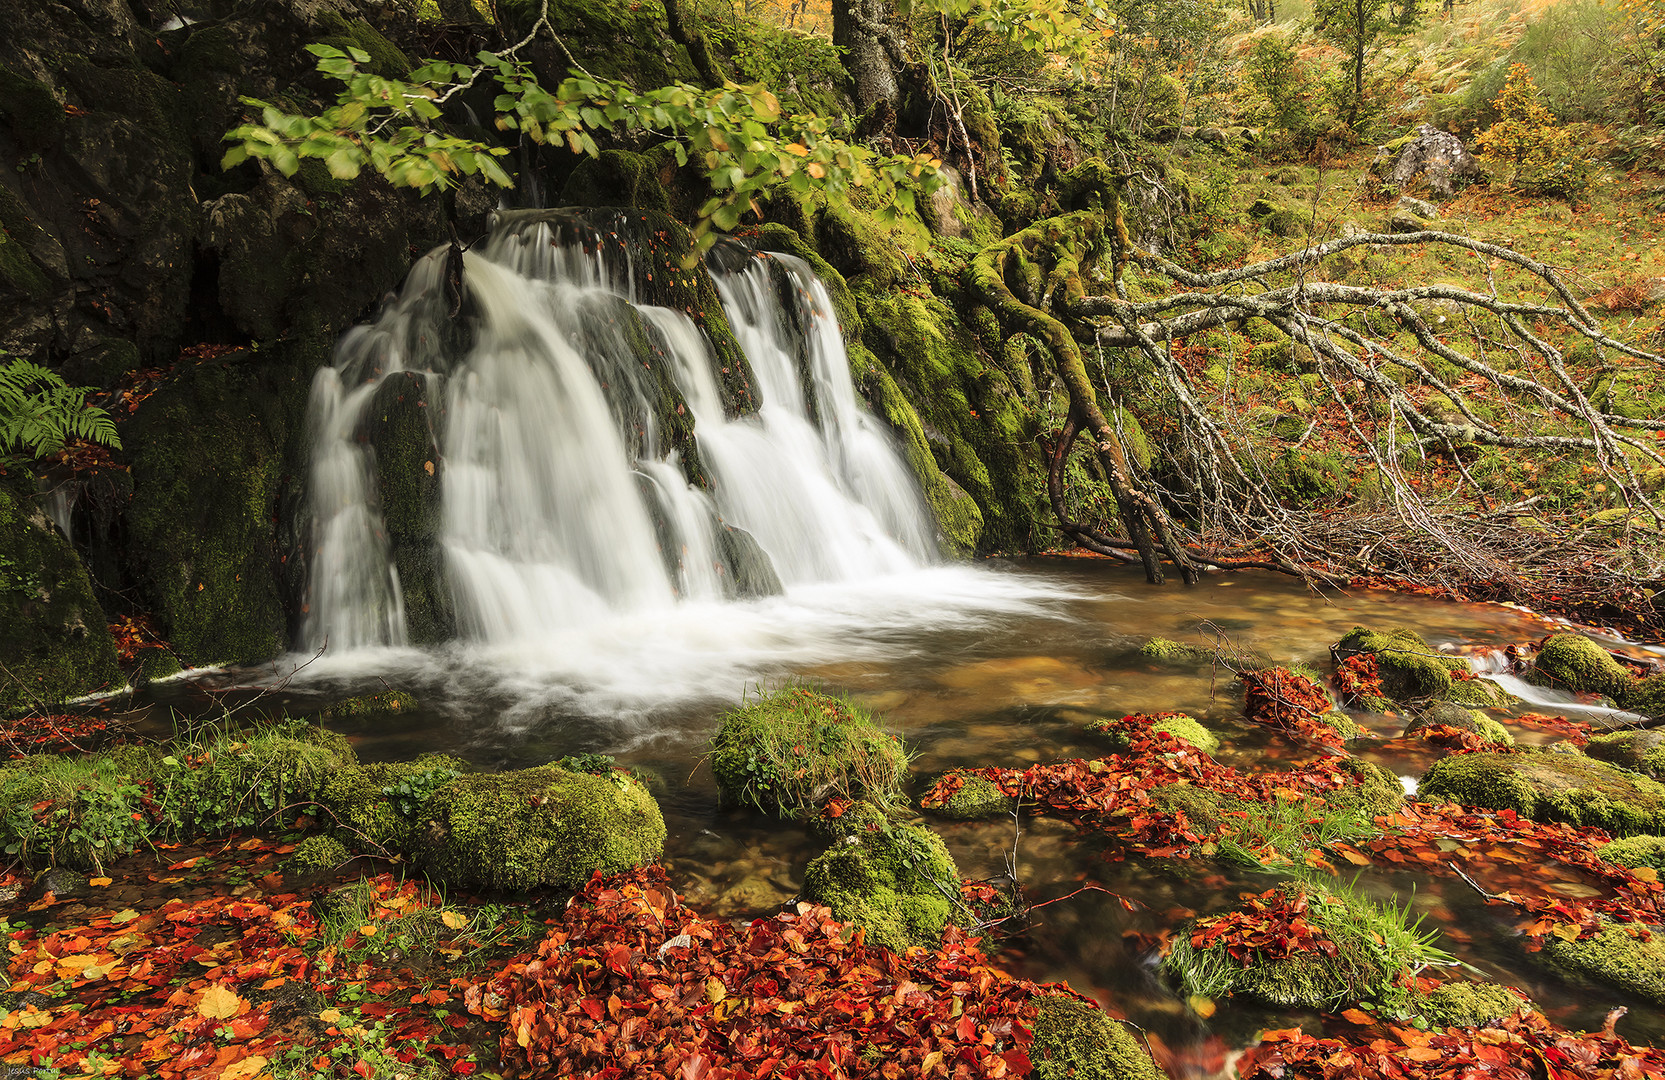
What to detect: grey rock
<box><xmin>1387</xmin><ymin>125</ymin><xmax>1484</xmax><ymax>199</ymax></box>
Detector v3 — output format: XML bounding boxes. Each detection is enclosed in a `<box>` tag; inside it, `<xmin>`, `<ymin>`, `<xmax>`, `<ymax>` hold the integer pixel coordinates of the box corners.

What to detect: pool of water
<box><xmin>142</xmin><ymin>559</ymin><xmax>1665</xmax><ymax>1071</ymax></box>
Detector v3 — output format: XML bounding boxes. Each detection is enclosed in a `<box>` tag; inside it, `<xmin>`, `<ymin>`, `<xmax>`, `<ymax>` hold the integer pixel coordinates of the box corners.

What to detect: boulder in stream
<box><xmin>1528</xmin><ymin>633</ymin><xmax>1634</xmax><ymax>700</ymax></box>
<box><xmin>922</xmin><ymin>769</ymin><xmax>1016</xmax><ymax>820</ymax></box>
<box><xmin>1028</xmin><ymin>993</ymin><xmax>1163</xmax><ymax>1080</ymax></box>
<box><xmin>800</xmin><ymin>802</ymin><xmax>962</xmax><ymax>952</ymax></box>
<box><xmin>1404</xmin><ymin>701</ymin><xmax>1514</xmax><ymax>746</ymax></box>
<box><xmin>1413</xmin><ymin>980</ymin><xmax>1530</xmax><ymax>1028</ymax></box>
<box><xmin>1538</xmin><ymin>920</ymin><xmax>1665</xmax><ymax>1006</ymax></box>
<box><xmin>1584</xmin><ymin>728</ymin><xmax>1665</xmax><ymax>779</ymax></box>
<box><xmin>1333</xmin><ymin>625</ymin><xmax>1511</xmax><ymax>708</ymax></box>
<box><xmin>411</xmin><ymin>764</ymin><xmax>666</xmax><ymax>892</ymax></box>
<box><xmin>1419</xmin><ymin>750</ymin><xmax>1665</xmax><ymax>836</ymax></box>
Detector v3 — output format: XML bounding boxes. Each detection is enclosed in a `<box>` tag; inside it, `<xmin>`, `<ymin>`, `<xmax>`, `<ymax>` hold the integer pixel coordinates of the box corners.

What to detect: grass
<box><xmin>1212</xmin><ymin>792</ymin><xmax>1383</xmax><ymax>872</ymax></box>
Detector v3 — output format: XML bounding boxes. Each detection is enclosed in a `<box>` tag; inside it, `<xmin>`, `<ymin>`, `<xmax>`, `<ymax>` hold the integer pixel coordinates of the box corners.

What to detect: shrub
<box><xmin>1473</xmin><ymin>64</ymin><xmax>1594</xmax><ymax>198</ymax></box>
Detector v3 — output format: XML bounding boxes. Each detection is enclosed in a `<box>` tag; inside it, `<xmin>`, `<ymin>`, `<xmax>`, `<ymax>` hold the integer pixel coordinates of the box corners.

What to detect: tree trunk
<box><xmin>834</xmin><ymin>0</ymin><xmax>902</xmax><ymax>108</ymax></box>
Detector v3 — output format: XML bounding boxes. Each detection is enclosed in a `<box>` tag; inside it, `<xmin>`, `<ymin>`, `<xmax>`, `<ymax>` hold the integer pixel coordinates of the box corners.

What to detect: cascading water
<box><xmin>301</xmin><ymin>212</ymin><xmax>936</xmax><ymax>653</ymax></box>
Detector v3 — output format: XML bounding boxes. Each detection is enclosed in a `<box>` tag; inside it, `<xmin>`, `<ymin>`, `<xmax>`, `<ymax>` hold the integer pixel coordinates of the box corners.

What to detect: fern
<box><xmin>0</xmin><ymin>357</ymin><xmax>122</xmax><ymax>458</ymax></box>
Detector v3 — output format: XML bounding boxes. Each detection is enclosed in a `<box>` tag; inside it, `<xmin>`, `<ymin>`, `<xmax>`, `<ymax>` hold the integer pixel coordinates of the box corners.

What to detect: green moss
<box><xmin>318</xmin><ymin>753</ymin><xmax>463</xmax><ymax>853</ymax></box>
<box><xmin>925</xmin><ymin>770</ymin><xmax>1016</xmax><ymax>820</ymax></box>
<box><xmin>317</xmin><ymin>14</ymin><xmax>412</xmax><ymax>77</ymax></box>
<box><xmin>1029</xmin><ymin>993</ymin><xmax>1162</xmax><ymax>1080</ymax></box>
<box><xmin>1150</xmin><ymin>782</ymin><xmax>1249</xmax><ymax>836</ymax></box>
<box><xmin>1334</xmin><ymin>626</ymin><xmax>1470</xmax><ymax>703</ymax></box>
<box><xmin>1419</xmin><ymin>751</ymin><xmax>1665</xmax><ymax>836</ymax></box>
<box><xmin>560</xmin><ymin>149</ymin><xmax>672</xmax><ymax>212</ymax></box>
<box><xmin>286</xmin><ymin>834</ymin><xmax>352</xmax><ymax>873</ymax></box>
<box><xmin>0</xmin><ymin>229</ymin><xmax>50</xmax><ymax>299</ymax></box>
<box><xmin>1584</xmin><ymin>730</ymin><xmax>1665</xmax><ymax>778</ymax></box>
<box><xmin>1327</xmin><ymin>758</ymin><xmax>1408</xmax><ymax>818</ymax></box>
<box><xmin>1445</xmin><ymin>678</ymin><xmax>1514</xmax><ymax>708</ymax></box>
<box><xmin>1265</xmin><ymin>450</ymin><xmax>1350</xmax><ymax>502</ymax></box>
<box><xmin>1319</xmin><ymin>710</ymin><xmax>1364</xmax><ymax>741</ymax></box>
<box><xmin>412</xmin><ymin>765</ymin><xmax>665</xmax><ymax>891</ymax></box>
<box><xmin>1137</xmin><ymin>637</ymin><xmax>1216</xmax><ymax>668</ymax></box>
<box><xmin>1163</xmin><ymin>881</ymin><xmax>1448</xmax><ymax>1010</ymax></box>
<box><xmin>1415</xmin><ymin>981</ymin><xmax>1527</xmax><ymax>1028</ymax></box>
<box><xmin>1538</xmin><ymin>921</ymin><xmax>1665</xmax><ymax>1005</ymax></box>
<box><xmin>0</xmin><ymin>481</ymin><xmax>122</xmax><ymax>709</ymax></box>
<box><xmin>1475</xmin><ymin>717</ymin><xmax>1516</xmax><ymax>747</ymax></box>
<box><xmin>1597</xmin><ymin>835</ymin><xmax>1665</xmax><ymax>872</ymax></box>
<box><xmin>1406</xmin><ymin>702</ymin><xmax>1513</xmax><ymax>745</ymax></box>
<box><xmin>1090</xmin><ymin>713</ymin><xmax>1221</xmax><ymax>755</ymax></box>
<box><xmin>1620</xmin><ymin>675</ymin><xmax>1665</xmax><ymax>723</ymax></box>
<box><xmin>800</xmin><ymin>813</ymin><xmax>961</xmax><ymax>951</ymax></box>
<box><xmin>709</xmin><ymin>685</ymin><xmax>910</xmax><ymax>816</ymax></box>
<box><xmin>1529</xmin><ymin>633</ymin><xmax>1634</xmax><ymax>699</ymax></box>
<box><xmin>319</xmin><ymin>690</ymin><xmax>418</xmax><ymax>719</ymax></box>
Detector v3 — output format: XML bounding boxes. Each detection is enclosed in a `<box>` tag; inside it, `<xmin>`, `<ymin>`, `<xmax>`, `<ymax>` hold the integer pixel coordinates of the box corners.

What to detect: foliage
<box><xmin>1245</xmin><ymin>31</ymin><xmax>1316</xmax><ymax>148</ymax></box>
<box><xmin>708</xmin><ymin>684</ymin><xmax>912</xmax><ymax>816</ymax></box>
<box><xmin>464</xmin><ymin>865</ymin><xmax>1056</xmax><ymax>1077</ymax></box>
<box><xmin>1311</xmin><ymin>0</ymin><xmax>1395</xmax><ymax>128</ymax></box>
<box><xmin>1472</xmin><ymin>64</ymin><xmax>1593</xmax><ymax>198</ymax></box>
<box><xmin>0</xmin><ymin>357</ymin><xmax>121</xmax><ymax>459</ymax></box>
<box><xmin>1163</xmin><ymin>880</ymin><xmax>1455</xmax><ymax>1010</ymax></box>
<box><xmin>224</xmin><ymin>44</ymin><xmax>941</xmax><ymax>253</ymax></box>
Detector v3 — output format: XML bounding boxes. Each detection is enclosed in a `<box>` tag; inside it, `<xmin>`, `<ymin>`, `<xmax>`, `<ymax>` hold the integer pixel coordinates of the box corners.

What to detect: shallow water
<box><xmin>150</xmin><ymin>559</ymin><xmax>1665</xmax><ymax>1068</ymax></box>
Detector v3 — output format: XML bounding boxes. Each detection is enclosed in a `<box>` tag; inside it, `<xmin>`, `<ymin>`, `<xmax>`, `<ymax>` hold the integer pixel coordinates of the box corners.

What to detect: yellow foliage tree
<box><xmin>1472</xmin><ymin>63</ymin><xmax>1591</xmax><ymax>197</ymax></box>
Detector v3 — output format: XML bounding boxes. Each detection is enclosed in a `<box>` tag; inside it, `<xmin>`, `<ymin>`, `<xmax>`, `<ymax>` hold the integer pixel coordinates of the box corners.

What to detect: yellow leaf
<box><xmin>80</xmin><ymin>964</ymin><xmax>114</xmax><ymax>980</ymax></box>
<box><xmin>1630</xmin><ymin>866</ymin><xmax>1659</xmax><ymax>883</ymax></box>
<box><xmin>706</xmin><ymin>976</ymin><xmax>726</xmax><ymax>1004</ymax></box>
<box><xmin>358</xmin><ymin>924</ymin><xmax>379</xmax><ymax>937</ymax></box>
<box><xmin>221</xmin><ymin>1056</ymin><xmax>268</xmax><ymax>1080</ymax></box>
<box><xmin>784</xmin><ymin>143</ymin><xmax>809</xmax><ymax>157</ymax></box>
<box><xmin>319</xmin><ymin>1009</ymin><xmax>343</xmax><ymax>1024</ymax></box>
<box><xmin>59</xmin><ymin>954</ymin><xmax>97</xmax><ymax>971</ymax></box>
<box><xmin>806</xmin><ymin>162</ymin><xmax>826</xmax><ymax>179</ymax></box>
<box><xmin>1188</xmin><ymin>994</ymin><xmax>1216</xmax><ymax>1017</ymax></box>
<box><xmin>197</xmin><ymin>984</ymin><xmax>245</xmax><ymax>1020</ymax></box>
<box><xmin>441</xmin><ymin>910</ymin><xmax>468</xmax><ymax>930</ymax></box>
<box><xmin>110</xmin><ymin>909</ymin><xmax>140</xmax><ymax>924</ymax></box>
<box><xmin>88</xmin><ymin>877</ymin><xmax>113</xmax><ymax>887</ymax></box>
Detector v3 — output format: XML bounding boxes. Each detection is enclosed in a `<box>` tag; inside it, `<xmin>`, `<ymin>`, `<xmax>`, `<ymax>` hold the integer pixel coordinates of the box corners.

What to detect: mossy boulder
<box><xmin>924</xmin><ymin>770</ymin><xmax>1015</xmax><ymax>821</ymax></box>
<box><xmin>1528</xmin><ymin>634</ymin><xmax>1633</xmax><ymax>699</ymax></box>
<box><xmin>1415</xmin><ymin>981</ymin><xmax>1527</xmax><ymax>1028</ymax></box>
<box><xmin>1136</xmin><ymin>637</ymin><xmax>1216</xmax><ymax>669</ymax></box>
<box><xmin>1621</xmin><ymin>675</ymin><xmax>1665</xmax><ymax>723</ymax></box>
<box><xmin>1419</xmin><ymin>751</ymin><xmax>1665</xmax><ymax>836</ymax></box>
<box><xmin>1328</xmin><ymin>758</ymin><xmax>1409</xmax><ymax>818</ymax></box>
<box><xmin>1405</xmin><ymin>702</ymin><xmax>1514</xmax><ymax>746</ymax></box>
<box><xmin>800</xmin><ymin>809</ymin><xmax>962</xmax><ymax>952</ymax></box>
<box><xmin>0</xmin><ymin>480</ymin><xmax>122</xmax><ymax>709</ymax></box>
<box><xmin>319</xmin><ymin>690</ymin><xmax>418</xmax><ymax>720</ymax></box>
<box><xmin>319</xmin><ymin>753</ymin><xmax>464</xmax><ymax>853</ymax></box>
<box><xmin>1334</xmin><ymin>626</ymin><xmax>1508</xmax><ymax>707</ymax></box>
<box><xmin>709</xmin><ymin>686</ymin><xmax>909</xmax><ymax>815</ymax></box>
<box><xmin>1538</xmin><ymin>921</ymin><xmax>1665</xmax><ymax>1005</ymax></box>
<box><xmin>1597</xmin><ymin>834</ymin><xmax>1665</xmax><ymax>872</ymax></box>
<box><xmin>1584</xmin><ymin>730</ymin><xmax>1665</xmax><ymax>779</ymax></box>
<box><xmin>412</xmin><ymin>765</ymin><xmax>666</xmax><ymax>892</ymax></box>
<box><xmin>1163</xmin><ymin>881</ymin><xmax>1441</xmax><ymax>1010</ymax></box>
<box><xmin>1029</xmin><ymin>993</ymin><xmax>1163</xmax><ymax>1080</ymax></box>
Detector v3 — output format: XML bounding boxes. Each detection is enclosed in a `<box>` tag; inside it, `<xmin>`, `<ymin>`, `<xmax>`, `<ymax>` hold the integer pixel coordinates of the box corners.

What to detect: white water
<box><xmin>1469</xmin><ymin>649</ymin><xmax>1648</xmax><ymax>725</ymax></box>
<box><xmin>296</xmin><ymin>214</ymin><xmax>1053</xmax><ymax>693</ymax></box>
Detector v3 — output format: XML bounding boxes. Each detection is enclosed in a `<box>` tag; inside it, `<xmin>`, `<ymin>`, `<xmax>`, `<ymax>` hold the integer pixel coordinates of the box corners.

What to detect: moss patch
<box><xmin>709</xmin><ymin>686</ymin><xmax>909</xmax><ymax>816</ymax></box>
<box><xmin>1584</xmin><ymin>730</ymin><xmax>1665</xmax><ymax>779</ymax></box>
<box><xmin>1333</xmin><ymin>626</ymin><xmax>1506</xmax><ymax>706</ymax></box>
<box><xmin>1137</xmin><ymin>637</ymin><xmax>1217</xmax><ymax>668</ymax></box>
<box><xmin>1529</xmin><ymin>634</ymin><xmax>1633</xmax><ymax>699</ymax></box>
<box><xmin>1089</xmin><ymin>712</ymin><xmax>1221</xmax><ymax>755</ymax></box>
<box><xmin>1597</xmin><ymin>835</ymin><xmax>1665</xmax><ymax>872</ymax></box>
<box><xmin>1415</xmin><ymin>980</ymin><xmax>1527</xmax><ymax>1028</ymax></box>
<box><xmin>924</xmin><ymin>770</ymin><xmax>1015</xmax><ymax>820</ymax></box>
<box><xmin>1538</xmin><ymin>921</ymin><xmax>1665</xmax><ymax>1005</ymax></box>
<box><xmin>412</xmin><ymin>765</ymin><xmax>665</xmax><ymax>891</ymax></box>
<box><xmin>1029</xmin><ymin>993</ymin><xmax>1162</xmax><ymax>1080</ymax></box>
<box><xmin>800</xmin><ymin>808</ymin><xmax>962</xmax><ymax>952</ymax></box>
<box><xmin>1419</xmin><ymin>751</ymin><xmax>1665</xmax><ymax>836</ymax></box>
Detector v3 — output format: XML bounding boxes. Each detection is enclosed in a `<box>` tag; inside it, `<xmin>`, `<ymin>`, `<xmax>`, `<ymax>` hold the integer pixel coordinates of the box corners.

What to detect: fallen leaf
<box><xmin>197</xmin><ymin>984</ymin><xmax>245</xmax><ymax>1020</ymax></box>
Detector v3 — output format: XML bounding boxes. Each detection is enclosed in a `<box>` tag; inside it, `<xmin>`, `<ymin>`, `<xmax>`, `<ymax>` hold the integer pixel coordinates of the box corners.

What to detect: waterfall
<box><xmin>301</xmin><ymin>213</ymin><xmax>936</xmax><ymax>651</ymax></box>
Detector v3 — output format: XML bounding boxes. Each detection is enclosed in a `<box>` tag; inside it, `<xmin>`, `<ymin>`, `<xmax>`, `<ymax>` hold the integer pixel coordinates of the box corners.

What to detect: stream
<box><xmin>141</xmin><ymin>559</ymin><xmax>1665</xmax><ymax>1073</ymax></box>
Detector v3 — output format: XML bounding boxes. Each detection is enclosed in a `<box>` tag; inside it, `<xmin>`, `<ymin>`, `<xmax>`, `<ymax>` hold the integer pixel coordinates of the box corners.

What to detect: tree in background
<box><xmin>1311</xmin><ymin>0</ymin><xmax>1390</xmax><ymax>130</ymax></box>
<box><xmin>1473</xmin><ymin>63</ymin><xmax>1592</xmax><ymax>197</ymax></box>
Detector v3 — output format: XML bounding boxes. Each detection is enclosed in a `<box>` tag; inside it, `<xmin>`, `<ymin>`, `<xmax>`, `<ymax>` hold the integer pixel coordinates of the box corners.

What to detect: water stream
<box><xmin>196</xmin><ymin>215</ymin><xmax>1665</xmax><ymax>1072</ymax></box>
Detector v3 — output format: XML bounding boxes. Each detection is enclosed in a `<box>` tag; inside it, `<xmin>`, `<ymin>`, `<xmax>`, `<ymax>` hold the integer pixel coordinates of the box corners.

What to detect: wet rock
<box><xmin>1333</xmin><ymin>625</ymin><xmax>1511</xmax><ymax>708</ymax></box>
<box><xmin>1529</xmin><ymin>633</ymin><xmax>1634</xmax><ymax>699</ymax></box>
<box><xmin>1404</xmin><ymin>701</ymin><xmax>1514</xmax><ymax>746</ymax></box>
<box><xmin>716</xmin><ymin>524</ymin><xmax>783</xmax><ymax>600</ymax></box>
<box><xmin>1419</xmin><ymin>750</ymin><xmax>1665</xmax><ymax>836</ymax></box>
<box><xmin>1538</xmin><ymin>920</ymin><xmax>1665</xmax><ymax>1005</ymax></box>
<box><xmin>25</xmin><ymin>866</ymin><xmax>94</xmax><ymax>903</ymax></box>
<box><xmin>715</xmin><ymin>873</ymin><xmax>792</xmax><ymax>915</ymax></box>
<box><xmin>923</xmin><ymin>769</ymin><xmax>1016</xmax><ymax>821</ymax></box>
<box><xmin>1029</xmin><ymin>993</ymin><xmax>1162</xmax><ymax>1080</ymax></box>
<box><xmin>800</xmin><ymin>804</ymin><xmax>962</xmax><ymax>952</ymax></box>
<box><xmin>1584</xmin><ymin>729</ymin><xmax>1665</xmax><ymax>778</ymax></box>
<box><xmin>1383</xmin><ymin>125</ymin><xmax>1485</xmax><ymax>199</ymax></box>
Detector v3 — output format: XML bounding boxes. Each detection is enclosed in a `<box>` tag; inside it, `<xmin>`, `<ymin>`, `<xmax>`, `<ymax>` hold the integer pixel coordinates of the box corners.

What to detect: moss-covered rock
<box><xmin>0</xmin><ymin>480</ymin><xmax>122</xmax><ymax>709</ymax></box>
<box><xmin>1029</xmin><ymin>993</ymin><xmax>1162</xmax><ymax>1080</ymax></box>
<box><xmin>1163</xmin><ymin>881</ymin><xmax>1444</xmax><ymax>1009</ymax></box>
<box><xmin>412</xmin><ymin>765</ymin><xmax>665</xmax><ymax>892</ymax></box>
<box><xmin>319</xmin><ymin>753</ymin><xmax>464</xmax><ymax>853</ymax></box>
<box><xmin>800</xmin><ymin>809</ymin><xmax>962</xmax><ymax>952</ymax></box>
<box><xmin>1088</xmin><ymin>712</ymin><xmax>1221</xmax><ymax>755</ymax></box>
<box><xmin>709</xmin><ymin>686</ymin><xmax>909</xmax><ymax>815</ymax></box>
<box><xmin>1405</xmin><ymin>702</ymin><xmax>1514</xmax><ymax>746</ymax></box>
<box><xmin>1136</xmin><ymin>637</ymin><xmax>1216</xmax><ymax>668</ymax></box>
<box><xmin>923</xmin><ymin>770</ymin><xmax>1015</xmax><ymax>820</ymax></box>
<box><xmin>1414</xmin><ymin>981</ymin><xmax>1527</xmax><ymax>1028</ymax></box>
<box><xmin>1584</xmin><ymin>730</ymin><xmax>1665</xmax><ymax>779</ymax></box>
<box><xmin>1621</xmin><ymin>675</ymin><xmax>1665</xmax><ymax>723</ymax></box>
<box><xmin>1333</xmin><ymin>626</ymin><xmax>1509</xmax><ymax>708</ymax></box>
<box><xmin>319</xmin><ymin>690</ymin><xmax>418</xmax><ymax>720</ymax></box>
<box><xmin>560</xmin><ymin>148</ymin><xmax>673</xmax><ymax>213</ymax></box>
<box><xmin>1597</xmin><ymin>834</ymin><xmax>1665</xmax><ymax>872</ymax></box>
<box><xmin>286</xmin><ymin>834</ymin><xmax>352</xmax><ymax>873</ymax></box>
<box><xmin>1538</xmin><ymin>921</ymin><xmax>1665</xmax><ymax>1005</ymax></box>
<box><xmin>365</xmin><ymin>373</ymin><xmax>453</xmax><ymax>644</ymax></box>
<box><xmin>1419</xmin><ymin>751</ymin><xmax>1665</xmax><ymax>836</ymax></box>
<box><xmin>1529</xmin><ymin>634</ymin><xmax>1634</xmax><ymax>699</ymax></box>
<box><xmin>1328</xmin><ymin>758</ymin><xmax>1409</xmax><ymax>818</ymax></box>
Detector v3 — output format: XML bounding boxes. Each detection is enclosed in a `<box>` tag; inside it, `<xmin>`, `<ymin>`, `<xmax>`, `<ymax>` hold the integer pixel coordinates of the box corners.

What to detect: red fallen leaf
<box><xmin>353</xmin><ymin>1059</ymin><xmax>374</xmax><ymax>1078</ymax></box>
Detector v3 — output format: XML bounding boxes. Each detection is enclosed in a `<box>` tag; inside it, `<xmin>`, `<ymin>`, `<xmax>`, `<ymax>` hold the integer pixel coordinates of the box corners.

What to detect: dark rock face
<box><xmin>0</xmin><ymin>0</ymin><xmax>493</xmax><ymax>669</ymax></box>
<box><xmin>1385</xmin><ymin>125</ymin><xmax>1485</xmax><ymax>199</ymax></box>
